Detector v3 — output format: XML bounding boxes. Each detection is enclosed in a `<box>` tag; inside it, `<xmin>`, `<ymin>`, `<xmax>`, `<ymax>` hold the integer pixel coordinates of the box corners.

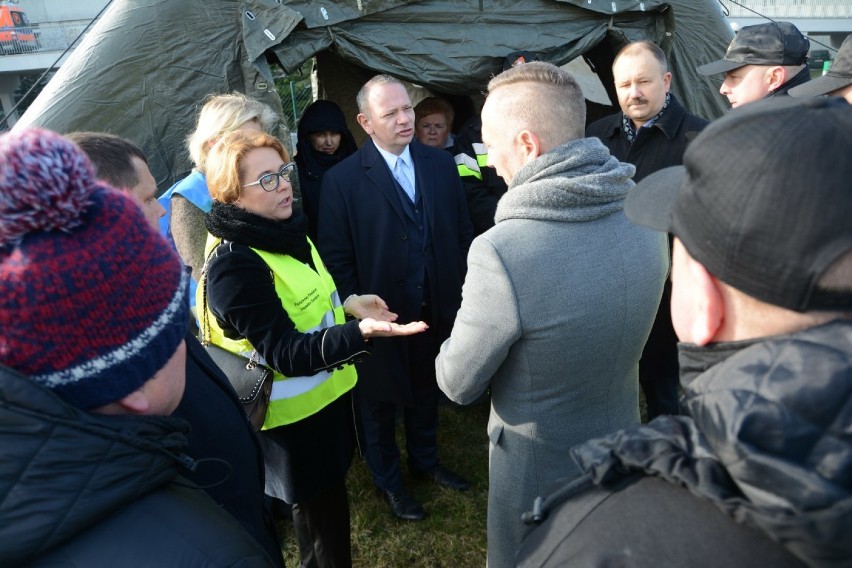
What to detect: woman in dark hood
<box><xmin>295</xmin><ymin>100</ymin><xmax>358</xmax><ymax>240</ymax></box>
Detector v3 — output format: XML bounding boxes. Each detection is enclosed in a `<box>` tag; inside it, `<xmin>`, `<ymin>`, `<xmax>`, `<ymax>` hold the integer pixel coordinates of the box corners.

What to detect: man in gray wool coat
<box><xmin>435</xmin><ymin>61</ymin><xmax>668</xmax><ymax>568</ymax></box>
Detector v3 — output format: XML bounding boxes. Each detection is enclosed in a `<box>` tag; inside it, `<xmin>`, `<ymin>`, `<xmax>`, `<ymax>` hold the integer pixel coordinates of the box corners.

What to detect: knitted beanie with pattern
<box><xmin>0</xmin><ymin>128</ymin><xmax>189</xmax><ymax>409</ymax></box>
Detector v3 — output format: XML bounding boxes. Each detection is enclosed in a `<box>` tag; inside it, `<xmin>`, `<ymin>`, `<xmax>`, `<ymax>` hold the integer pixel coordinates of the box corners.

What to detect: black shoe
<box><xmin>378</xmin><ymin>487</ymin><xmax>426</xmax><ymax>521</ymax></box>
<box><xmin>414</xmin><ymin>464</ymin><xmax>470</xmax><ymax>491</ymax></box>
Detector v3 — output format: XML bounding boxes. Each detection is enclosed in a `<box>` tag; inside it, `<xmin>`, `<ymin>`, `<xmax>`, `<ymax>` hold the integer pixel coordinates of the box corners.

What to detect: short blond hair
<box><xmin>486</xmin><ymin>61</ymin><xmax>586</xmax><ymax>149</ymax></box>
<box><xmin>206</xmin><ymin>130</ymin><xmax>290</xmax><ymax>204</ymax></box>
<box><xmin>187</xmin><ymin>93</ymin><xmax>278</xmax><ymax>172</ymax></box>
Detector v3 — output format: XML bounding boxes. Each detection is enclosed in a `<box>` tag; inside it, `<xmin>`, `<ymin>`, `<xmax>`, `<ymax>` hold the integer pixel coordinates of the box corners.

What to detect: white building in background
<box><xmin>725</xmin><ymin>0</ymin><xmax>850</xmax><ymax>44</ymax></box>
<box><xmin>0</xmin><ymin>0</ymin><xmax>107</xmax><ymax>126</ymax></box>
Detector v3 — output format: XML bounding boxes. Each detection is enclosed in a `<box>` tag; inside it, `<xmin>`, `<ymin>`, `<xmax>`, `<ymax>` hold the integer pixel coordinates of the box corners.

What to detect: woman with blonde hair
<box><xmin>159</xmin><ymin>92</ymin><xmax>279</xmax><ymax>286</ymax></box>
<box><xmin>200</xmin><ymin>129</ymin><xmax>426</xmax><ymax>568</ymax></box>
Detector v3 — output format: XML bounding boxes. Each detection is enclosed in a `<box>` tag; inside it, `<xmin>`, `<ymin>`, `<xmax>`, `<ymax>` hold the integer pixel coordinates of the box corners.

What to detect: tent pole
<box><xmin>289</xmin><ymin>81</ymin><xmax>298</xmax><ymax>130</ymax></box>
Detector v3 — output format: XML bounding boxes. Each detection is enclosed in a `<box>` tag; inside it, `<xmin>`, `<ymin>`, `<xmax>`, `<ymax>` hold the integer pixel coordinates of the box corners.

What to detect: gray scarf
<box><xmin>495</xmin><ymin>136</ymin><xmax>635</xmax><ymax>224</ymax></box>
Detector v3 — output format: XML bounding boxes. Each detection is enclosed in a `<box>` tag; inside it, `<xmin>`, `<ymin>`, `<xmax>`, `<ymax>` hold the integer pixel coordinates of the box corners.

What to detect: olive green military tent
<box><xmin>15</xmin><ymin>0</ymin><xmax>732</xmax><ymax>192</ymax></box>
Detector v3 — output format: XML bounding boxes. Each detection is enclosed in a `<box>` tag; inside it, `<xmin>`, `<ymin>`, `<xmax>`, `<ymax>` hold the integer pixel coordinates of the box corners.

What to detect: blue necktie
<box><xmin>393</xmin><ymin>158</ymin><xmax>415</xmax><ymax>202</ymax></box>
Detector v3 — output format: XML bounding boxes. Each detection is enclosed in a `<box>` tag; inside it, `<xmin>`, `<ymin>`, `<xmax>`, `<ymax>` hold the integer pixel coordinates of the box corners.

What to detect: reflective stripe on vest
<box><xmin>454</xmin><ymin>153</ymin><xmax>482</xmax><ymax>180</ymax></box>
<box><xmin>199</xmin><ymin>235</ymin><xmax>357</xmax><ymax>428</ymax></box>
<box><xmin>471</xmin><ymin>143</ymin><xmax>489</xmax><ymax>167</ymax></box>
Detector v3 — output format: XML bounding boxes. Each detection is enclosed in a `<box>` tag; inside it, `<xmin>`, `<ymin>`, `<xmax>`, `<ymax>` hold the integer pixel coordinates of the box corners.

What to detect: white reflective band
<box><xmin>471</xmin><ymin>142</ymin><xmax>488</xmax><ymax>157</ymax></box>
<box><xmin>270</xmin><ymin>369</ymin><xmax>333</xmax><ymax>399</ymax></box>
<box><xmin>454</xmin><ymin>153</ymin><xmax>481</xmax><ymax>174</ymax></box>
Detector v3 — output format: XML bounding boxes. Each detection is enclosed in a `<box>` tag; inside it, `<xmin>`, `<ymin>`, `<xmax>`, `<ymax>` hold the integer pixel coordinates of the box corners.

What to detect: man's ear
<box><xmin>516</xmin><ymin>129</ymin><xmax>541</xmax><ymax>163</ymax></box>
<box><xmin>356</xmin><ymin>113</ymin><xmax>372</xmax><ymax>135</ymax></box>
<box><xmin>116</xmin><ymin>389</ymin><xmax>151</xmax><ymax>415</ymax></box>
<box><xmin>688</xmin><ymin>258</ymin><xmax>725</xmax><ymax>346</ymax></box>
<box><xmin>767</xmin><ymin>66</ymin><xmax>787</xmax><ymax>91</ymax></box>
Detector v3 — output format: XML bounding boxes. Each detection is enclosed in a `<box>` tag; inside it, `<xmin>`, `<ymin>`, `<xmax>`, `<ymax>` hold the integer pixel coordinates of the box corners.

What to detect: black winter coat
<box><xmin>0</xmin><ymin>364</ymin><xmax>274</xmax><ymax>567</ymax></box>
<box><xmin>586</xmin><ymin>93</ymin><xmax>709</xmax><ymax>182</ymax></box>
<box><xmin>173</xmin><ymin>334</ymin><xmax>282</xmax><ymax>564</ymax></box>
<box><xmin>517</xmin><ymin>319</ymin><xmax>852</xmax><ymax>567</ymax></box>
<box><xmin>294</xmin><ymin>100</ymin><xmax>358</xmax><ymax>241</ymax></box>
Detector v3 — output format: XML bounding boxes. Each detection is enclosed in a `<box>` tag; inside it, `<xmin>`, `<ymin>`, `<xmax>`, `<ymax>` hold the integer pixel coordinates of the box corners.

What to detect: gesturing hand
<box><xmin>358</xmin><ymin>318</ymin><xmax>429</xmax><ymax>339</ymax></box>
<box><xmin>344</xmin><ymin>294</ymin><xmax>398</xmax><ymax>322</ymax></box>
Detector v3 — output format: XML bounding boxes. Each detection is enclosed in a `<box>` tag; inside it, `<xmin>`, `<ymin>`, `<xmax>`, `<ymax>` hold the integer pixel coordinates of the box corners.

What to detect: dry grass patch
<box><xmin>278</xmin><ymin>402</ymin><xmax>490</xmax><ymax>567</ymax></box>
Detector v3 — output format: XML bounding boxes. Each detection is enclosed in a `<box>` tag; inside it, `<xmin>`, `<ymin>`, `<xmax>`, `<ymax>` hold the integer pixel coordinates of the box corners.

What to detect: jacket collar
<box><xmin>572</xmin><ymin>319</ymin><xmax>852</xmax><ymax>565</ymax></box>
<box><xmin>0</xmin><ymin>364</ymin><xmax>191</xmax><ymax>564</ymax></box>
<box><xmin>361</xmin><ymin>138</ymin><xmax>436</xmax><ymax>229</ymax></box>
<box><xmin>769</xmin><ymin>65</ymin><xmax>812</xmax><ymax>98</ymax></box>
<box><xmin>605</xmin><ymin>92</ymin><xmax>689</xmax><ymax>141</ymax></box>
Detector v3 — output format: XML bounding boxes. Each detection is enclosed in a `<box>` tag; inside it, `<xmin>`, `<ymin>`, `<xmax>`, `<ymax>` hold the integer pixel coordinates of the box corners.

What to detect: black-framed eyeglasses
<box><xmin>242</xmin><ymin>162</ymin><xmax>296</xmax><ymax>192</ymax></box>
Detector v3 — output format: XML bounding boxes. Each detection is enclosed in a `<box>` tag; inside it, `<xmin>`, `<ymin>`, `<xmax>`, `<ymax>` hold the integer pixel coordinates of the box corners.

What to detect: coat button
<box><xmin>401</xmin><ymin>233</ymin><xmax>408</xmax><ymax>240</ymax></box>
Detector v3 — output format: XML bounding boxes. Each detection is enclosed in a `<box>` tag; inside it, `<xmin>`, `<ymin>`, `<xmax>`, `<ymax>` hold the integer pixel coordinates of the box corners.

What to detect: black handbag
<box><xmin>200</xmin><ymin>247</ymin><xmax>273</xmax><ymax>431</ymax></box>
<box><xmin>201</xmin><ymin>342</ymin><xmax>272</xmax><ymax>431</ymax></box>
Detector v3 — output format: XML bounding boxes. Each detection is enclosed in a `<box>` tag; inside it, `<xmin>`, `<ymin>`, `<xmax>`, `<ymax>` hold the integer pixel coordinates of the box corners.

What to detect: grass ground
<box><xmin>276</xmin><ymin>402</ymin><xmax>491</xmax><ymax>567</ymax></box>
<box><xmin>274</xmin><ymin>393</ymin><xmax>649</xmax><ymax>566</ymax></box>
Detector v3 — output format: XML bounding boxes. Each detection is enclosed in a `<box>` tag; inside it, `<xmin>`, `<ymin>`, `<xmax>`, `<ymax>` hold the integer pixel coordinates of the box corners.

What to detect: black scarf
<box><xmin>299</xmin><ymin>146</ymin><xmax>346</xmax><ymax>181</ymax></box>
<box><xmin>622</xmin><ymin>92</ymin><xmax>671</xmax><ymax>144</ymax></box>
<box><xmin>205</xmin><ymin>201</ymin><xmax>313</xmax><ymax>265</ymax></box>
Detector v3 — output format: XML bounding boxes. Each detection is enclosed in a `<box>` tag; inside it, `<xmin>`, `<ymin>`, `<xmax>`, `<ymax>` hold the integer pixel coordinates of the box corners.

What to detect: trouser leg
<box><xmin>291</xmin><ymin>479</ymin><xmax>352</xmax><ymax>568</ymax></box>
<box><xmin>356</xmin><ymin>389</ymin><xmax>402</xmax><ymax>492</ymax></box>
<box><xmin>403</xmin><ymin>389</ymin><xmax>439</xmax><ymax>473</ymax></box>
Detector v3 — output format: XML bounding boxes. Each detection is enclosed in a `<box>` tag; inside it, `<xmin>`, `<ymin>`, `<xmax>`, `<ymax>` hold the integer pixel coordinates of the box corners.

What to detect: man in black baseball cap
<box><xmin>697</xmin><ymin>21</ymin><xmax>811</xmax><ymax>108</ymax></box>
<box><xmin>790</xmin><ymin>33</ymin><xmax>852</xmax><ymax>103</ymax></box>
<box><xmin>516</xmin><ymin>96</ymin><xmax>852</xmax><ymax>567</ymax></box>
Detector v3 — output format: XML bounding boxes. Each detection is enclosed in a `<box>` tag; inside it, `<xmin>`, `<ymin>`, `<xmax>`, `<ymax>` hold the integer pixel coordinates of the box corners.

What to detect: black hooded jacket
<box><xmin>294</xmin><ymin>100</ymin><xmax>357</xmax><ymax>240</ymax></box>
<box><xmin>0</xmin><ymin>365</ymin><xmax>274</xmax><ymax>567</ymax></box>
<box><xmin>517</xmin><ymin>319</ymin><xmax>852</xmax><ymax>567</ymax></box>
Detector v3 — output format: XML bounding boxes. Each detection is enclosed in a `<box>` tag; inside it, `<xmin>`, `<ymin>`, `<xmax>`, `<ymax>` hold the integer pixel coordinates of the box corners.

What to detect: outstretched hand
<box><xmin>344</xmin><ymin>294</ymin><xmax>398</xmax><ymax>322</ymax></box>
<box><xmin>359</xmin><ymin>318</ymin><xmax>428</xmax><ymax>339</ymax></box>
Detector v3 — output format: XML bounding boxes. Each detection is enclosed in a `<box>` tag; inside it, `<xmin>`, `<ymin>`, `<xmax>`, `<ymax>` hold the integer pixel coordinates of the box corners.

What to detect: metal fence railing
<box><xmin>278</xmin><ymin>80</ymin><xmax>313</xmax><ymax>132</ymax></box>
<box><xmin>0</xmin><ymin>20</ymin><xmax>89</xmax><ymax>55</ymax></box>
<box><xmin>33</xmin><ymin>21</ymin><xmax>90</xmax><ymax>52</ymax></box>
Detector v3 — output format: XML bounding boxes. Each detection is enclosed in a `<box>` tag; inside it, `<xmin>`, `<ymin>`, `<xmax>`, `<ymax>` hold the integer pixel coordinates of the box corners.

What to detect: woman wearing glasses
<box><xmin>200</xmin><ymin>130</ymin><xmax>426</xmax><ymax>568</ymax></box>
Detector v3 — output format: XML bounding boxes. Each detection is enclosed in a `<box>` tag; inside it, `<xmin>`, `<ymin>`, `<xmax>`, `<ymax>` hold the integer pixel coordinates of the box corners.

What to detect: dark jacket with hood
<box><xmin>294</xmin><ymin>100</ymin><xmax>357</xmax><ymax>241</ymax></box>
<box><xmin>0</xmin><ymin>364</ymin><xmax>274</xmax><ymax>567</ymax></box>
<box><xmin>516</xmin><ymin>319</ymin><xmax>852</xmax><ymax>568</ymax></box>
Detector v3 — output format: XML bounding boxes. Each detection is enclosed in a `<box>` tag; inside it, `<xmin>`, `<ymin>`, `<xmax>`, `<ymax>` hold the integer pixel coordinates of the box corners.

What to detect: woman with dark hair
<box><xmin>294</xmin><ymin>100</ymin><xmax>357</xmax><ymax>240</ymax></box>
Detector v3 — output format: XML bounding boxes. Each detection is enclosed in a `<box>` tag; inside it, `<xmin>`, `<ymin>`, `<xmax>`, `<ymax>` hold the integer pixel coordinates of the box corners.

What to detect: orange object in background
<box><xmin>0</xmin><ymin>4</ymin><xmax>38</xmax><ymax>54</ymax></box>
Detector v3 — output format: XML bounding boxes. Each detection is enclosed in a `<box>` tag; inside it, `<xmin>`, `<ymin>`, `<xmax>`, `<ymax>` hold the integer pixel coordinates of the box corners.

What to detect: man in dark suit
<box><xmin>318</xmin><ymin>75</ymin><xmax>473</xmax><ymax>521</ymax></box>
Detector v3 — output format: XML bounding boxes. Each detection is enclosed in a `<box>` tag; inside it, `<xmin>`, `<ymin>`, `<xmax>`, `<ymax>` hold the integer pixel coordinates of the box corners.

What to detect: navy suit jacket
<box><xmin>317</xmin><ymin>138</ymin><xmax>472</xmax><ymax>402</ymax></box>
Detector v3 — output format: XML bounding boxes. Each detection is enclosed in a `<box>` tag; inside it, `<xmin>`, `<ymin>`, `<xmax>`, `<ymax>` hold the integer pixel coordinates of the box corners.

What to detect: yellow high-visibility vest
<box><xmin>199</xmin><ymin>235</ymin><xmax>357</xmax><ymax>429</ymax></box>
